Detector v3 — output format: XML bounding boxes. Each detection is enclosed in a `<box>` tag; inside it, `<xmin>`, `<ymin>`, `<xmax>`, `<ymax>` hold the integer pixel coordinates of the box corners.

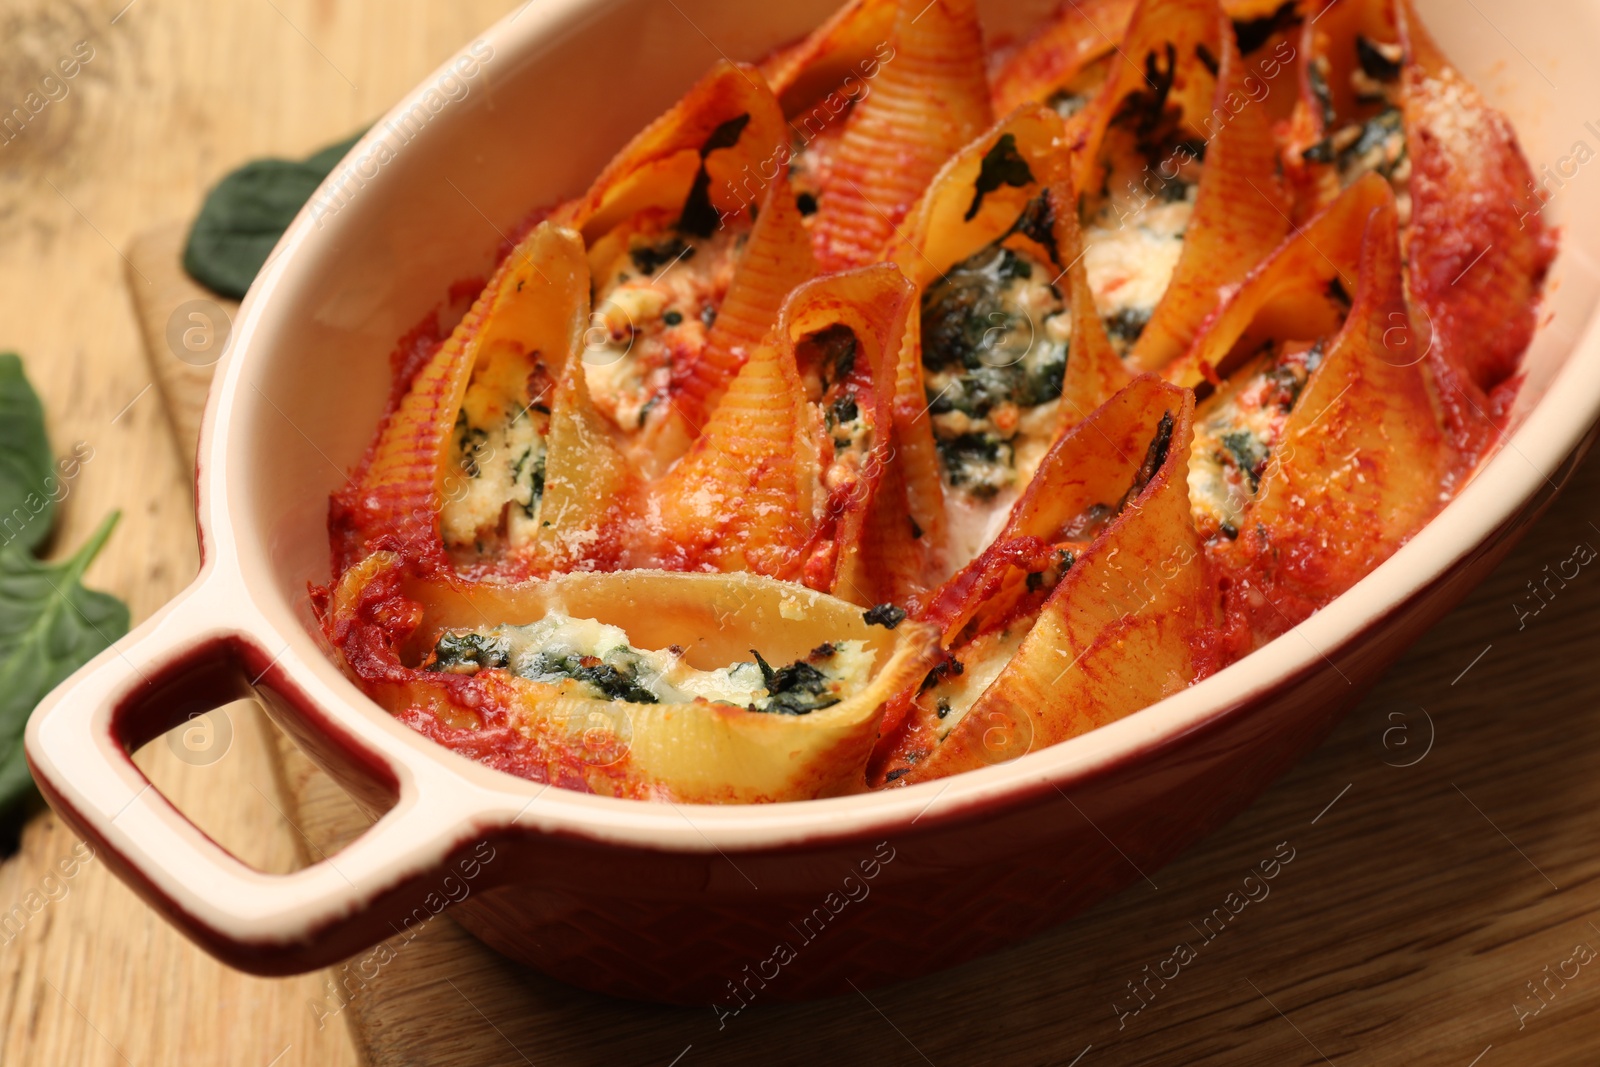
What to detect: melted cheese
<box><xmin>1077</xmin><ymin>96</ymin><xmax>1205</xmax><ymax>354</ymax></box>
<box><xmin>924</xmin><ymin>624</ymin><xmax>1028</xmax><ymax>742</ymax></box>
<box><xmin>440</xmin><ymin>344</ymin><xmax>552</xmax><ymax>553</ymax></box>
<box><xmin>1188</xmin><ymin>343</ymin><xmax>1321</xmax><ymax>540</ymax></box>
<box><xmin>1082</xmin><ymin>195</ymin><xmax>1193</xmax><ymax>337</ymax></box>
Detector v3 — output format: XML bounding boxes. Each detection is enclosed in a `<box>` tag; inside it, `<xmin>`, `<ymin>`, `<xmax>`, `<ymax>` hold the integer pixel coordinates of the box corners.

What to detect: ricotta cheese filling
<box><xmin>920</xmin><ymin>243</ymin><xmax>1072</xmax><ymax>504</ymax></box>
<box><xmin>1077</xmin><ymin>55</ymin><xmax>1207</xmax><ymax>355</ymax></box>
<box><xmin>921</xmin><ymin>624</ymin><xmax>1028</xmax><ymax>742</ymax></box>
<box><xmin>797</xmin><ymin>325</ymin><xmax>876</xmax><ymax>499</ymax></box>
<box><xmin>584</xmin><ymin>224</ymin><xmax>740</xmax><ymax>434</ymax></box>
<box><xmin>1304</xmin><ymin>36</ymin><xmax>1411</xmax><ymax>221</ymax></box>
<box><xmin>440</xmin><ymin>353</ymin><xmax>555</xmax><ymax>556</ymax></box>
<box><xmin>425</xmin><ymin>611</ymin><xmax>877</xmax><ymax>714</ymax></box>
<box><xmin>1188</xmin><ymin>339</ymin><xmax>1324</xmax><ymax>540</ymax></box>
<box><xmin>1082</xmin><ymin>193</ymin><xmax>1193</xmax><ymax>352</ymax></box>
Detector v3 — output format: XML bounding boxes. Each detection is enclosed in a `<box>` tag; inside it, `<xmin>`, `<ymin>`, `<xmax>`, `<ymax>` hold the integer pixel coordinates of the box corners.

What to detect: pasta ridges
<box><xmin>990</xmin><ymin>0</ymin><xmax>1136</xmax><ymax>115</ymax></box>
<box><xmin>669</xmin><ymin>173</ymin><xmax>818</xmax><ymax>433</ymax></box>
<box><xmin>760</xmin><ymin>0</ymin><xmax>899</xmax><ymax>118</ymax></box>
<box><xmin>329</xmin><ymin>317</ymin><xmax>485</xmax><ymax>567</ymax></box>
<box><xmin>651</xmin><ymin>331</ymin><xmax>814</xmax><ymax>575</ymax></box>
<box><xmin>653</xmin><ymin>266</ymin><xmax>913</xmax><ymax>586</ymax></box>
<box><xmin>811</xmin><ymin>0</ymin><xmax>994</xmax><ymax>271</ymax></box>
<box><xmin>330</xmin><ymin>226</ymin><xmax>574</xmax><ymax>568</ymax></box>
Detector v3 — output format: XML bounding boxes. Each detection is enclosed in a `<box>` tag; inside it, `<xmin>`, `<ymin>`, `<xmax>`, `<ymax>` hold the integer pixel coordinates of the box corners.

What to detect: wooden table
<box><xmin>0</xmin><ymin>3</ymin><xmax>517</xmax><ymax>1064</ymax></box>
<box><xmin>5</xmin><ymin>1</ymin><xmax>1600</xmax><ymax>1065</ymax></box>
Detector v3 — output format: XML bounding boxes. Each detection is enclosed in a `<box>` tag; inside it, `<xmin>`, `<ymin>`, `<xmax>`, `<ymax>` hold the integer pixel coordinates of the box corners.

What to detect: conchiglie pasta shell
<box><xmin>651</xmin><ymin>266</ymin><xmax>911</xmax><ymax>584</ymax></box>
<box><xmin>885</xmin><ymin>377</ymin><xmax>1208</xmax><ymax>783</ymax></box>
<box><xmin>787</xmin><ymin>265</ymin><xmax>915</xmax><ymax>599</ymax></box>
<box><xmin>845</xmin><ymin>440</ymin><xmax>929</xmax><ymax>605</ymax></box>
<box><xmin>990</xmin><ymin>0</ymin><xmax>1135</xmax><ymax>115</ymax></box>
<box><xmin>1212</xmin><ymin>193</ymin><xmax>1451</xmax><ymax>646</ymax></box>
<box><xmin>882</xmin><ymin>106</ymin><xmax>1069</xmax><ymax>560</ymax></box>
<box><xmin>1091</xmin><ymin>0</ymin><xmax>1290</xmax><ymax>372</ymax></box>
<box><xmin>759</xmin><ymin>0</ymin><xmax>899</xmax><ymax>118</ymax></box>
<box><xmin>553</xmin><ymin>61</ymin><xmax>789</xmax><ymax>244</ymax></box>
<box><xmin>337</xmin><ymin>561</ymin><xmax>939</xmax><ymax>803</ymax></box>
<box><xmin>1071</xmin><ymin>0</ymin><xmax>1218</xmax><ymax>191</ymax></box>
<box><xmin>888</xmin><ymin>105</ymin><xmax>1069</xmax><ymax>283</ymax></box>
<box><xmin>1050</xmin><ymin>180</ymin><xmax>1132</xmax><ymax>420</ymax></box>
<box><xmin>531</xmin><ymin>332</ymin><xmax>641</xmax><ymax>574</ymax></box>
<box><xmin>811</xmin><ymin>0</ymin><xmax>995</xmax><ymax>271</ymax></box>
<box><xmin>1394</xmin><ymin>0</ymin><xmax>1555</xmax><ymax>452</ymax></box>
<box><xmin>917</xmin><ymin>375</ymin><xmax>1190</xmax><ymax>646</ymax></box>
<box><xmin>331</xmin><ymin>223</ymin><xmax>588</xmax><ymax>566</ymax></box>
<box><xmin>670</xmin><ymin>170</ymin><xmax>818</xmax><ymax>433</ymax></box>
<box><xmin>650</xmin><ymin>328</ymin><xmax>816</xmax><ymax>578</ymax></box>
<box><xmin>1164</xmin><ymin>172</ymin><xmax>1391</xmax><ymax>390</ymax></box>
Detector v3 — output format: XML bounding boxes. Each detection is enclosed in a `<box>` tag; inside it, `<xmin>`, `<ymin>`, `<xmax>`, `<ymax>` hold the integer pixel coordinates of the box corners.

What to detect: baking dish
<box><xmin>25</xmin><ymin>0</ymin><xmax>1600</xmax><ymax>1003</ymax></box>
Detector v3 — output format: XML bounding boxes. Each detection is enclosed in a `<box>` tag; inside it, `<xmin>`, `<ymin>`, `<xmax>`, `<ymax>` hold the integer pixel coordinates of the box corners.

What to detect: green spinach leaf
<box><xmin>0</xmin><ymin>514</ymin><xmax>128</xmax><ymax>827</ymax></box>
<box><xmin>183</xmin><ymin>130</ymin><xmax>365</xmax><ymax>299</ymax></box>
<box><xmin>0</xmin><ymin>359</ymin><xmax>129</xmax><ymax>841</ymax></box>
<box><xmin>0</xmin><ymin>353</ymin><xmax>57</xmax><ymax>553</ymax></box>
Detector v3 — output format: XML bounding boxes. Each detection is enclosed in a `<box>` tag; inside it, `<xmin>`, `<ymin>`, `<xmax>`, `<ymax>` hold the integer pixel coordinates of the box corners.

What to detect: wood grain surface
<box><xmin>5</xmin><ymin>1</ymin><xmax>1600</xmax><ymax>1066</ymax></box>
<box><xmin>0</xmin><ymin>2</ymin><xmax>523</xmax><ymax>1065</ymax></box>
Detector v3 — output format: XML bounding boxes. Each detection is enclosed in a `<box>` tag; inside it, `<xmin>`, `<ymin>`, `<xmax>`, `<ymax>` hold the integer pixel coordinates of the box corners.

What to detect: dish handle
<box><xmin>24</xmin><ymin>569</ymin><xmax>492</xmax><ymax>976</ymax></box>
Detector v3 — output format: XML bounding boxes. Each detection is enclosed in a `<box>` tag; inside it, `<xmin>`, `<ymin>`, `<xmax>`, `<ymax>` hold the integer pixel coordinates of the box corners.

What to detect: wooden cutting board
<box><xmin>114</xmin><ymin>221</ymin><xmax>1600</xmax><ymax>1066</ymax></box>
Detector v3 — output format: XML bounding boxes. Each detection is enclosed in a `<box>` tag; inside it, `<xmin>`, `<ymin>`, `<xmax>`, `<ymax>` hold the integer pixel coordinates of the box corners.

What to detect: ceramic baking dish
<box><xmin>26</xmin><ymin>0</ymin><xmax>1600</xmax><ymax>1003</ymax></box>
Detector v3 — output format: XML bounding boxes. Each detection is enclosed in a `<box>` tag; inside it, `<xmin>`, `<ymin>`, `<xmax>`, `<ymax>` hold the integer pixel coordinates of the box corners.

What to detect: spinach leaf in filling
<box><xmin>750</xmin><ymin>649</ymin><xmax>842</xmax><ymax>715</ymax></box>
<box><xmin>524</xmin><ymin>648</ymin><xmax>661</xmax><ymax>704</ymax></box>
<box><xmin>428</xmin><ymin>631</ymin><xmax>512</xmax><ymax>673</ymax></box>
<box><xmin>920</xmin><ymin>244</ymin><xmax>1070</xmax><ymax>495</ymax></box>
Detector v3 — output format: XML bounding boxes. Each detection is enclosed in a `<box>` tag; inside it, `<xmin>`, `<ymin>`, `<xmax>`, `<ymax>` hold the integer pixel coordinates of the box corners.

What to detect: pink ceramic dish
<box><xmin>25</xmin><ymin>0</ymin><xmax>1600</xmax><ymax>1004</ymax></box>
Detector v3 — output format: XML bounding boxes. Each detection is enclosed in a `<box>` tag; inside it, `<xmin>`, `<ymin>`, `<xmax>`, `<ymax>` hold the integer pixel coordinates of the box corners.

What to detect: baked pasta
<box><xmin>319</xmin><ymin>0</ymin><xmax>1554</xmax><ymax>802</ymax></box>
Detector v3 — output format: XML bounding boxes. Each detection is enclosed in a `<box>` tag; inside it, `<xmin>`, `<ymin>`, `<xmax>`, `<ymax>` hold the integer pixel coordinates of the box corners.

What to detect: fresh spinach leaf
<box><xmin>0</xmin><ymin>512</ymin><xmax>129</xmax><ymax>827</ymax></box>
<box><xmin>183</xmin><ymin>130</ymin><xmax>365</xmax><ymax>299</ymax></box>
<box><xmin>0</xmin><ymin>353</ymin><xmax>56</xmax><ymax>553</ymax></box>
<box><xmin>0</xmin><ymin>360</ymin><xmax>129</xmax><ymax>842</ymax></box>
